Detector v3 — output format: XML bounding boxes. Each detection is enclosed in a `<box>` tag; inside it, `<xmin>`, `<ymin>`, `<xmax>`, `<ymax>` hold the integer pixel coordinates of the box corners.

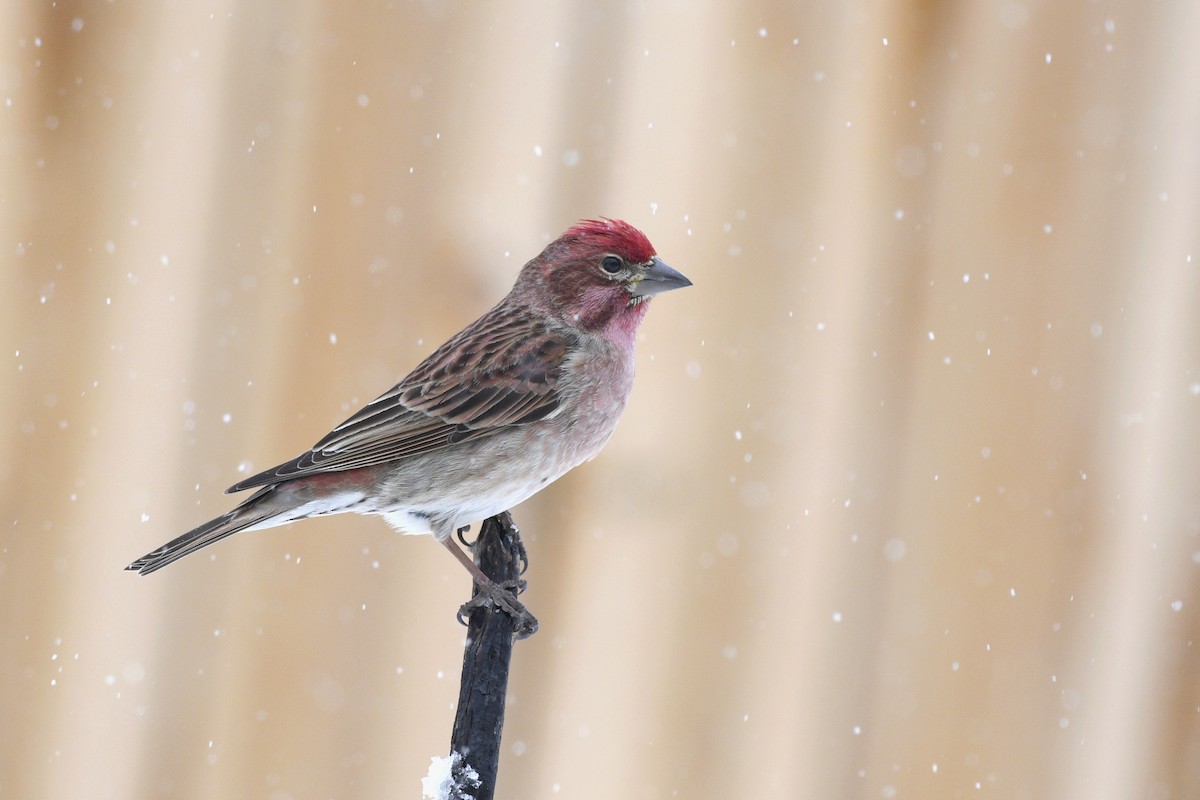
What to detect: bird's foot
<box><xmin>455</xmin><ymin>524</ymin><xmax>474</xmax><ymax>547</ymax></box>
<box><xmin>457</xmin><ymin>578</ymin><xmax>539</xmax><ymax>639</ymax></box>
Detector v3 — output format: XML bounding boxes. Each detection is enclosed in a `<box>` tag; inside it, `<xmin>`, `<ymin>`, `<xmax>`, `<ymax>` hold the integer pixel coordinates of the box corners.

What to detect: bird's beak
<box><xmin>631</xmin><ymin>256</ymin><xmax>693</xmax><ymax>298</ymax></box>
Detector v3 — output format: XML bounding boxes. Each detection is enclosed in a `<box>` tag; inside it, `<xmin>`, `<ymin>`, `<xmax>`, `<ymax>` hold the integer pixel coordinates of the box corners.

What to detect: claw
<box><xmin>457</xmin><ymin>581</ymin><xmax>539</xmax><ymax>639</ymax></box>
<box><xmin>515</xmin><ymin>538</ymin><xmax>530</xmax><ymax>576</ymax></box>
<box><xmin>502</xmin><ymin>521</ymin><xmax>530</xmax><ymax>576</ymax></box>
<box><xmin>456</xmin><ymin>525</ymin><xmax>475</xmax><ymax>547</ymax></box>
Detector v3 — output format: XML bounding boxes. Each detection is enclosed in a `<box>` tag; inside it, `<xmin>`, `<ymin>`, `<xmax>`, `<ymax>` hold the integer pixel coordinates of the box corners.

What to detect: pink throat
<box><xmin>574</xmin><ymin>286</ymin><xmax>648</xmax><ymax>346</ymax></box>
<box><xmin>610</xmin><ymin>298</ymin><xmax>650</xmax><ymax>344</ymax></box>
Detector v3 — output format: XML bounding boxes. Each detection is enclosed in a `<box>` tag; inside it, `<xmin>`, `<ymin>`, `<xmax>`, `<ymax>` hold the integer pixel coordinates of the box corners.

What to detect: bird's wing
<box><xmin>226</xmin><ymin>312</ymin><xmax>574</xmax><ymax>493</ymax></box>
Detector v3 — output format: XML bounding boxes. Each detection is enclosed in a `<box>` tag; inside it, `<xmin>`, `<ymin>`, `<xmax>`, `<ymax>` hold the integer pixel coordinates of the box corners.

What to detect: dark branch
<box><xmin>446</xmin><ymin>512</ymin><xmax>529</xmax><ymax>799</ymax></box>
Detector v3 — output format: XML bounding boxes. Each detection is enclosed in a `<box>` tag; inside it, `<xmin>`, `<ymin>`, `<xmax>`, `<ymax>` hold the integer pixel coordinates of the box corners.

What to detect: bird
<box><xmin>126</xmin><ymin>218</ymin><xmax>691</xmax><ymax>634</ymax></box>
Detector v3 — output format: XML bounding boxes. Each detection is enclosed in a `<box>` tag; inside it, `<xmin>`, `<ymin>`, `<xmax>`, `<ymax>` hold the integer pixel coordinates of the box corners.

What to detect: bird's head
<box><xmin>521</xmin><ymin>218</ymin><xmax>692</xmax><ymax>340</ymax></box>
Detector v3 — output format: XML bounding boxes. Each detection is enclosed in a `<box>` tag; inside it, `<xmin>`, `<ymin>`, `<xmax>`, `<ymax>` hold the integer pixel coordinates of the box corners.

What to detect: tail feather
<box><xmin>126</xmin><ymin>491</ymin><xmax>280</xmax><ymax>575</ymax></box>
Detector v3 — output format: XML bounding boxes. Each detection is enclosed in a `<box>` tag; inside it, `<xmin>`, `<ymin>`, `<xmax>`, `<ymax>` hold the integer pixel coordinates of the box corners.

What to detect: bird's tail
<box><xmin>125</xmin><ymin>488</ymin><xmax>282</xmax><ymax>575</ymax></box>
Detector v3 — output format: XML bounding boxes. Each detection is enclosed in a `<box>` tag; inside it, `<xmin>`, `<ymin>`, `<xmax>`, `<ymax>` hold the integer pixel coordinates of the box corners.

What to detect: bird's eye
<box><xmin>600</xmin><ymin>255</ymin><xmax>623</xmax><ymax>274</ymax></box>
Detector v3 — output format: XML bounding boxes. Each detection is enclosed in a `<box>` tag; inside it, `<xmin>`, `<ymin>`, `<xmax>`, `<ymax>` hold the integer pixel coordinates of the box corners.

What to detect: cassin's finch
<box><xmin>127</xmin><ymin>219</ymin><xmax>691</xmax><ymax>631</ymax></box>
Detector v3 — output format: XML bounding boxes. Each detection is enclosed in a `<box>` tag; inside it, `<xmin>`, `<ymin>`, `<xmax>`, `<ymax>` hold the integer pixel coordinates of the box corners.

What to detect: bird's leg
<box><xmin>442</xmin><ymin>534</ymin><xmax>538</xmax><ymax>638</ymax></box>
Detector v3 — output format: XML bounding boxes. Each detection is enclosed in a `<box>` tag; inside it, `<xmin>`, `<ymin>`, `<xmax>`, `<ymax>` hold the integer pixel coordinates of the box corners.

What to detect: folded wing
<box><xmin>227</xmin><ymin>311</ymin><xmax>574</xmax><ymax>493</ymax></box>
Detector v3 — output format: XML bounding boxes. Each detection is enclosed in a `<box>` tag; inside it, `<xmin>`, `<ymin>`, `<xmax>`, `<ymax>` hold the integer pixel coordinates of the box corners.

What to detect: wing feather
<box><xmin>227</xmin><ymin>309</ymin><xmax>574</xmax><ymax>493</ymax></box>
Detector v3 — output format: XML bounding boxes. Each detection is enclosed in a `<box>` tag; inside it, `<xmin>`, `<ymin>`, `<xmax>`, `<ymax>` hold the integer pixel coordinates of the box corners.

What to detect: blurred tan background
<box><xmin>3</xmin><ymin>1</ymin><xmax>1199</xmax><ymax>798</ymax></box>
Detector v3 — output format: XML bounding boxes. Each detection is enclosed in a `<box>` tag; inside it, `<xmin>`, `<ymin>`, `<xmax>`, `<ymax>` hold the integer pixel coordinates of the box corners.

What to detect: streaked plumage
<box><xmin>126</xmin><ymin>219</ymin><xmax>691</xmax><ymax>626</ymax></box>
